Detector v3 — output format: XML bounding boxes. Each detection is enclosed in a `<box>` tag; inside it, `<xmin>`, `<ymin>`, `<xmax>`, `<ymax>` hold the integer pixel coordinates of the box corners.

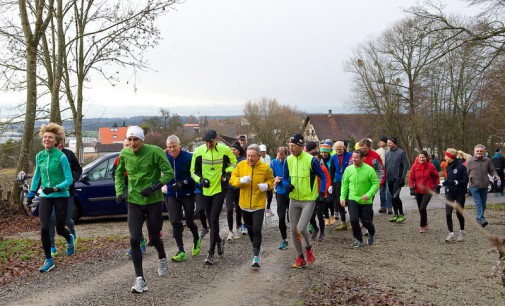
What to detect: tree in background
<box><xmin>243</xmin><ymin>97</ymin><xmax>304</xmax><ymax>155</ymax></box>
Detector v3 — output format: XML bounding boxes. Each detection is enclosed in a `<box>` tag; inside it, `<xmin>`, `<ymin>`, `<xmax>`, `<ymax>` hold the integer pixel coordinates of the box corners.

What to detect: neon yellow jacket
<box><xmin>230</xmin><ymin>160</ymin><xmax>274</xmax><ymax>210</ymax></box>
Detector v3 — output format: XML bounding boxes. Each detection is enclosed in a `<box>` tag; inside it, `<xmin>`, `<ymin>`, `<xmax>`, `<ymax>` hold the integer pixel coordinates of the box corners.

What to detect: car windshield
<box><xmin>82</xmin><ymin>153</ymin><xmax>118</xmax><ymax>173</ymax></box>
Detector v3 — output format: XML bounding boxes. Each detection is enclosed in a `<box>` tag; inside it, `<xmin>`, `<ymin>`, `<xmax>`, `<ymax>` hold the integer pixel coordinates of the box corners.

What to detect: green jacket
<box><xmin>340</xmin><ymin>163</ymin><xmax>379</xmax><ymax>204</ymax></box>
<box><xmin>286</xmin><ymin>151</ymin><xmax>320</xmax><ymax>201</ymax></box>
<box><xmin>115</xmin><ymin>144</ymin><xmax>174</xmax><ymax>205</ymax></box>
<box><xmin>191</xmin><ymin>143</ymin><xmax>237</xmax><ymax>196</ymax></box>
<box><xmin>30</xmin><ymin>147</ymin><xmax>73</xmax><ymax>198</ymax></box>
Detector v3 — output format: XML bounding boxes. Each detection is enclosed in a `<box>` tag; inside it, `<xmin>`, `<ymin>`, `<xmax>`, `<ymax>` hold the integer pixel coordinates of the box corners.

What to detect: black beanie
<box><xmin>290</xmin><ymin>133</ymin><xmax>304</xmax><ymax>146</ymax></box>
<box><xmin>230</xmin><ymin>142</ymin><xmax>243</xmax><ymax>155</ymax></box>
<box><xmin>388</xmin><ymin>136</ymin><xmax>398</xmax><ymax>145</ymax></box>
<box><xmin>305</xmin><ymin>141</ymin><xmax>318</xmax><ymax>152</ymax></box>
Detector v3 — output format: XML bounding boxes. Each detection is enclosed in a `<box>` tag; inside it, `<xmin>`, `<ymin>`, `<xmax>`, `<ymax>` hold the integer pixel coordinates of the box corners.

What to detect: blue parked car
<box><xmin>29</xmin><ymin>152</ymin><xmax>126</xmax><ymax>221</ymax></box>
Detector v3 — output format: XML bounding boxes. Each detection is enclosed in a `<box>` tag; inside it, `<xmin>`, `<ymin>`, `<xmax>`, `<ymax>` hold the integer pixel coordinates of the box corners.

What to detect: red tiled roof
<box><xmin>303</xmin><ymin>113</ymin><xmax>378</xmax><ymax>142</ymax></box>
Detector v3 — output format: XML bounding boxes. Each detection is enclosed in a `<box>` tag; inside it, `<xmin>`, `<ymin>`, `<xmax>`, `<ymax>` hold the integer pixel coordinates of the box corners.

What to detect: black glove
<box><xmin>285</xmin><ymin>184</ymin><xmax>295</xmax><ymax>193</ymax></box>
<box><xmin>200</xmin><ymin>178</ymin><xmax>211</xmax><ymax>188</ymax></box>
<box><xmin>172</xmin><ymin>180</ymin><xmax>188</xmax><ymax>191</ymax></box>
<box><xmin>222</xmin><ymin>172</ymin><xmax>231</xmax><ymax>182</ymax></box>
<box><xmin>410</xmin><ymin>187</ymin><xmax>416</xmax><ymax>196</ymax></box>
<box><xmin>42</xmin><ymin>187</ymin><xmax>55</xmax><ymax>195</ymax></box>
<box><xmin>434</xmin><ymin>185</ymin><xmax>441</xmax><ymax>194</ymax></box>
<box><xmin>316</xmin><ymin>191</ymin><xmax>325</xmax><ymax>203</ymax></box>
<box><xmin>140</xmin><ymin>181</ymin><xmax>163</xmax><ymax>197</ymax></box>
<box><xmin>443</xmin><ymin>180</ymin><xmax>455</xmax><ymax>187</ymax></box>
<box><xmin>397</xmin><ymin>178</ymin><xmax>405</xmax><ymax>187</ymax></box>
<box><xmin>116</xmin><ymin>194</ymin><xmax>127</xmax><ymax>204</ymax></box>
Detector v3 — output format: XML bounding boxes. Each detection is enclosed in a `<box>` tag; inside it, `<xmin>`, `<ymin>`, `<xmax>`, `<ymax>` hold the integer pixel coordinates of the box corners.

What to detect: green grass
<box><xmin>487</xmin><ymin>203</ymin><xmax>505</xmax><ymax>210</ymax></box>
<box><xmin>0</xmin><ymin>238</ymin><xmax>38</xmax><ymax>264</ymax></box>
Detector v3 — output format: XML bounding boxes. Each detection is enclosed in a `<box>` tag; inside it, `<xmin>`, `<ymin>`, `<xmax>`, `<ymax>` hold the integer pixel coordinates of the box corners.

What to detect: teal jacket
<box><xmin>115</xmin><ymin>144</ymin><xmax>174</xmax><ymax>205</ymax></box>
<box><xmin>340</xmin><ymin>163</ymin><xmax>379</xmax><ymax>204</ymax></box>
<box><xmin>30</xmin><ymin>147</ymin><xmax>73</xmax><ymax>198</ymax></box>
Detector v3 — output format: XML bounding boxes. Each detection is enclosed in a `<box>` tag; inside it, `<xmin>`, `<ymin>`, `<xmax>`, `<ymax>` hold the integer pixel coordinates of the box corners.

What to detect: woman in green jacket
<box><xmin>26</xmin><ymin>123</ymin><xmax>74</xmax><ymax>273</ymax></box>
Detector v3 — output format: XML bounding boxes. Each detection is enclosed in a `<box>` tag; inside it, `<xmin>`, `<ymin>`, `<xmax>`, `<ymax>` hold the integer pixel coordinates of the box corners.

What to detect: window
<box><xmin>113</xmin><ymin>135</ymin><xmax>118</xmax><ymax>139</ymax></box>
<box><xmin>88</xmin><ymin>158</ymin><xmax>115</xmax><ymax>181</ymax></box>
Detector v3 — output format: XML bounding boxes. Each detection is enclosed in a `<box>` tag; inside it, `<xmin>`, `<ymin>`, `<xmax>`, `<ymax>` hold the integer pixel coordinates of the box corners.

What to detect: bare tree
<box><xmin>243</xmin><ymin>97</ymin><xmax>304</xmax><ymax>154</ymax></box>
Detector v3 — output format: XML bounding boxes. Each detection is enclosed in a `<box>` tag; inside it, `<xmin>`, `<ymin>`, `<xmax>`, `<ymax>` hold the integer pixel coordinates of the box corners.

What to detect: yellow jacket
<box><xmin>230</xmin><ymin>160</ymin><xmax>274</xmax><ymax>211</ymax></box>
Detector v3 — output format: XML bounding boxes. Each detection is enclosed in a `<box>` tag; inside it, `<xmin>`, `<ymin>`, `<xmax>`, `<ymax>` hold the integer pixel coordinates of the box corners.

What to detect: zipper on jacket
<box><xmin>250</xmin><ymin>166</ymin><xmax>254</xmax><ymax>209</ymax></box>
<box><xmin>46</xmin><ymin>151</ymin><xmax>51</xmax><ymax>187</ymax></box>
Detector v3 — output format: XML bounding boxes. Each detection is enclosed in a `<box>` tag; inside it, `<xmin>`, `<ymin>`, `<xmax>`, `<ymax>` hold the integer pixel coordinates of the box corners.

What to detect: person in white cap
<box><xmin>115</xmin><ymin>125</ymin><xmax>174</xmax><ymax>293</ymax></box>
<box><xmin>259</xmin><ymin>144</ymin><xmax>274</xmax><ymax>216</ymax></box>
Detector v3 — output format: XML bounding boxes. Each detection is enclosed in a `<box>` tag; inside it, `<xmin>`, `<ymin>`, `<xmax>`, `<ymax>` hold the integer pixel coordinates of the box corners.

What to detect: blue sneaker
<box><xmin>66</xmin><ymin>234</ymin><xmax>75</xmax><ymax>256</ymax></box>
<box><xmin>278</xmin><ymin>240</ymin><xmax>289</xmax><ymax>250</ymax></box>
<box><xmin>39</xmin><ymin>258</ymin><xmax>55</xmax><ymax>273</ymax></box>
<box><xmin>50</xmin><ymin>246</ymin><xmax>58</xmax><ymax>257</ymax></box>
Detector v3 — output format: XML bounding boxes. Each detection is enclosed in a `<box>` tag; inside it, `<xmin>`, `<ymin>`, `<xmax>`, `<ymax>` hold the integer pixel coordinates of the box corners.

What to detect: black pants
<box><xmin>415</xmin><ymin>193</ymin><xmax>431</xmax><ymax>227</ymax></box>
<box><xmin>266</xmin><ymin>190</ymin><xmax>273</xmax><ymax>209</ymax></box>
<box><xmin>203</xmin><ymin>192</ymin><xmax>225</xmax><ymax>255</ymax></box>
<box><xmin>241</xmin><ymin>209</ymin><xmax>264</xmax><ymax>256</ymax></box>
<box><xmin>225</xmin><ymin>188</ymin><xmax>242</xmax><ymax>231</ymax></box>
<box><xmin>276</xmin><ymin>193</ymin><xmax>290</xmax><ymax>240</ymax></box>
<box><xmin>387</xmin><ymin>180</ymin><xmax>404</xmax><ymax>215</ymax></box>
<box><xmin>195</xmin><ymin>193</ymin><xmax>208</xmax><ymax>229</ymax></box>
<box><xmin>328</xmin><ymin>182</ymin><xmax>341</xmax><ymax>218</ymax></box>
<box><xmin>39</xmin><ymin>197</ymin><xmax>71</xmax><ymax>259</ymax></box>
<box><xmin>348</xmin><ymin>200</ymin><xmax>375</xmax><ymax>242</ymax></box>
<box><xmin>446</xmin><ymin>194</ymin><xmax>466</xmax><ymax>232</ymax></box>
<box><xmin>128</xmin><ymin>202</ymin><xmax>166</xmax><ymax>277</ymax></box>
<box><xmin>166</xmin><ymin>196</ymin><xmax>199</xmax><ymax>251</ymax></box>
<box><xmin>310</xmin><ymin>200</ymin><xmax>325</xmax><ymax>235</ymax></box>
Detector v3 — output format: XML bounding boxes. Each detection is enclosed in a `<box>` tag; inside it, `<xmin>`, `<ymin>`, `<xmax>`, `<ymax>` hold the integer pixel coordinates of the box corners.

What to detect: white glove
<box><xmin>258</xmin><ymin>183</ymin><xmax>268</xmax><ymax>192</ymax></box>
<box><xmin>161</xmin><ymin>185</ymin><xmax>168</xmax><ymax>194</ymax></box>
<box><xmin>240</xmin><ymin>176</ymin><xmax>252</xmax><ymax>184</ymax></box>
<box><xmin>328</xmin><ymin>186</ymin><xmax>333</xmax><ymax>194</ymax></box>
<box><xmin>454</xmin><ymin>180</ymin><xmax>458</xmax><ymax>185</ymax></box>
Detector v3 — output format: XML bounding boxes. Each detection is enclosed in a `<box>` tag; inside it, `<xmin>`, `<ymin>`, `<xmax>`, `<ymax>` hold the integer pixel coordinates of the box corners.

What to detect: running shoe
<box><xmin>241</xmin><ymin>224</ymin><xmax>248</xmax><ymax>236</ymax></box>
<box><xmin>66</xmin><ymin>234</ymin><xmax>75</xmax><ymax>256</ymax></box>
<box><xmin>39</xmin><ymin>258</ymin><xmax>55</xmax><ymax>273</ymax></box>
<box><xmin>251</xmin><ymin>256</ymin><xmax>261</xmax><ymax>269</ymax></box>
<box><xmin>227</xmin><ymin>231</ymin><xmax>234</xmax><ymax>241</ymax></box>
<box><xmin>158</xmin><ymin>258</ymin><xmax>168</xmax><ymax>276</ymax></box>
<box><xmin>335</xmin><ymin>223</ymin><xmax>348</xmax><ymax>231</ymax></box>
<box><xmin>171</xmin><ymin>251</ymin><xmax>188</xmax><ymax>262</ymax></box>
<box><xmin>419</xmin><ymin>226</ymin><xmax>427</xmax><ymax>233</ymax></box>
<box><xmin>308</xmin><ymin>224</ymin><xmax>313</xmax><ymax>235</ymax></box>
<box><xmin>306</xmin><ymin>247</ymin><xmax>315</xmax><ymax>264</ymax></box>
<box><xmin>318</xmin><ymin>234</ymin><xmax>325</xmax><ymax>242</ymax></box>
<box><xmin>457</xmin><ymin>231</ymin><xmax>465</xmax><ymax>242</ymax></box>
<box><xmin>292</xmin><ymin>255</ymin><xmax>307</xmax><ymax>269</ymax></box>
<box><xmin>233</xmin><ymin>231</ymin><xmax>240</xmax><ymax>239</ymax></box>
<box><xmin>131</xmin><ymin>276</ymin><xmax>148</xmax><ymax>293</ymax></box>
<box><xmin>278</xmin><ymin>240</ymin><xmax>289</xmax><ymax>250</ymax></box>
<box><xmin>192</xmin><ymin>237</ymin><xmax>201</xmax><ymax>256</ymax></box>
<box><xmin>351</xmin><ymin>240</ymin><xmax>365</xmax><ymax>248</ymax></box>
<box><xmin>378</xmin><ymin>208</ymin><xmax>387</xmax><ymax>213</ymax></box>
<box><xmin>200</xmin><ymin>228</ymin><xmax>209</xmax><ymax>239</ymax></box>
<box><xmin>367</xmin><ymin>234</ymin><xmax>375</xmax><ymax>245</ymax></box>
<box><xmin>445</xmin><ymin>232</ymin><xmax>455</xmax><ymax>243</ymax></box>
<box><xmin>310</xmin><ymin>228</ymin><xmax>319</xmax><ymax>240</ymax></box>
<box><xmin>50</xmin><ymin>246</ymin><xmax>58</xmax><ymax>257</ymax></box>
<box><xmin>217</xmin><ymin>239</ymin><xmax>225</xmax><ymax>256</ymax></box>
<box><xmin>481</xmin><ymin>221</ymin><xmax>489</xmax><ymax>228</ymax></box>
<box><xmin>265</xmin><ymin>209</ymin><xmax>273</xmax><ymax>217</ymax></box>
<box><xmin>204</xmin><ymin>253</ymin><xmax>214</xmax><ymax>265</ymax></box>
<box><xmin>396</xmin><ymin>215</ymin><xmax>406</xmax><ymax>223</ymax></box>
<box><xmin>387</xmin><ymin>208</ymin><xmax>393</xmax><ymax>214</ymax></box>
<box><xmin>72</xmin><ymin>229</ymin><xmax>78</xmax><ymax>247</ymax></box>
<box><xmin>389</xmin><ymin>215</ymin><xmax>399</xmax><ymax>222</ymax></box>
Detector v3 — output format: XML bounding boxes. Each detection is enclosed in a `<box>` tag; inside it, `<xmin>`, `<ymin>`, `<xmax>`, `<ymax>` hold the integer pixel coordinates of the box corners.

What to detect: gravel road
<box><xmin>1</xmin><ymin>188</ymin><xmax>505</xmax><ymax>305</ymax></box>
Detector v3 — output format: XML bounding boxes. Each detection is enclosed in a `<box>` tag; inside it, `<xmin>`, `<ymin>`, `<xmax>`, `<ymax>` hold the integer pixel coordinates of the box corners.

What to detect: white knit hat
<box><xmin>126</xmin><ymin>126</ymin><xmax>145</xmax><ymax>141</ymax></box>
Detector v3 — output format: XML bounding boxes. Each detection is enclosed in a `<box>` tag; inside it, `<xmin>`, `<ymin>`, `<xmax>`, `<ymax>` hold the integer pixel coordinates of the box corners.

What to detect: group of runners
<box><xmin>26</xmin><ymin>123</ymin><xmax>501</xmax><ymax>294</ymax></box>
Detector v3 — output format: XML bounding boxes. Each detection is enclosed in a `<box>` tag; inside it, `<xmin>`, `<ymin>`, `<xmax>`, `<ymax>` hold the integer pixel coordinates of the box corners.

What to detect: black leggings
<box><xmin>203</xmin><ymin>192</ymin><xmax>225</xmax><ymax>255</ymax></box>
<box><xmin>388</xmin><ymin>180</ymin><xmax>404</xmax><ymax>215</ymax></box>
<box><xmin>225</xmin><ymin>188</ymin><xmax>242</xmax><ymax>231</ymax></box>
<box><xmin>310</xmin><ymin>201</ymin><xmax>325</xmax><ymax>235</ymax></box>
<box><xmin>332</xmin><ymin>182</ymin><xmax>346</xmax><ymax>221</ymax></box>
<box><xmin>166</xmin><ymin>196</ymin><xmax>199</xmax><ymax>251</ymax></box>
<box><xmin>415</xmin><ymin>193</ymin><xmax>431</xmax><ymax>227</ymax></box>
<box><xmin>266</xmin><ymin>190</ymin><xmax>273</xmax><ymax>209</ymax></box>
<box><xmin>39</xmin><ymin>197</ymin><xmax>71</xmax><ymax>259</ymax></box>
<box><xmin>276</xmin><ymin>193</ymin><xmax>290</xmax><ymax>240</ymax></box>
<box><xmin>446</xmin><ymin>194</ymin><xmax>465</xmax><ymax>232</ymax></box>
<box><xmin>128</xmin><ymin>202</ymin><xmax>166</xmax><ymax>277</ymax></box>
<box><xmin>348</xmin><ymin>200</ymin><xmax>375</xmax><ymax>242</ymax></box>
<box><xmin>195</xmin><ymin>193</ymin><xmax>208</xmax><ymax>229</ymax></box>
<box><xmin>242</xmin><ymin>209</ymin><xmax>264</xmax><ymax>256</ymax></box>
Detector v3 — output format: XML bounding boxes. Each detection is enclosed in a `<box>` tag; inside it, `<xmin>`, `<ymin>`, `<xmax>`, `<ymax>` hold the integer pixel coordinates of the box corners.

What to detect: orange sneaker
<box><xmin>292</xmin><ymin>255</ymin><xmax>307</xmax><ymax>269</ymax></box>
<box><xmin>306</xmin><ymin>247</ymin><xmax>315</xmax><ymax>264</ymax></box>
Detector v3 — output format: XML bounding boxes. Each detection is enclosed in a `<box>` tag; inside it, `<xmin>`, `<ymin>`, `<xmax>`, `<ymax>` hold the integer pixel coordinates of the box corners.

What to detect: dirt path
<box><xmin>2</xmin><ymin>190</ymin><xmax>505</xmax><ymax>305</ymax></box>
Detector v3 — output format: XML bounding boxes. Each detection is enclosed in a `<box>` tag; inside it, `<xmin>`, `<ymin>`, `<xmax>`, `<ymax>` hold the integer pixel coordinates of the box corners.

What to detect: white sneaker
<box><xmin>233</xmin><ymin>231</ymin><xmax>240</xmax><ymax>239</ymax></box>
<box><xmin>445</xmin><ymin>232</ymin><xmax>455</xmax><ymax>243</ymax></box>
<box><xmin>131</xmin><ymin>276</ymin><xmax>148</xmax><ymax>293</ymax></box>
<box><xmin>457</xmin><ymin>231</ymin><xmax>465</xmax><ymax>242</ymax></box>
<box><xmin>158</xmin><ymin>258</ymin><xmax>168</xmax><ymax>276</ymax></box>
<box><xmin>227</xmin><ymin>231</ymin><xmax>234</xmax><ymax>241</ymax></box>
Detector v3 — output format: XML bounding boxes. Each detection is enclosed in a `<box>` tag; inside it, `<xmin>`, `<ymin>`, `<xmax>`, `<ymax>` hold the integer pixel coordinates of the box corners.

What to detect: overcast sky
<box><xmin>0</xmin><ymin>0</ymin><xmax>475</xmax><ymax>119</ymax></box>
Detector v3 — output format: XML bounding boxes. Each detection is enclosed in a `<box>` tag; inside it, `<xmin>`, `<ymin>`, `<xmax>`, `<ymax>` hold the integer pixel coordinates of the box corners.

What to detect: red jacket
<box><xmin>409</xmin><ymin>162</ymin><xmax>439</xmax><ymax>194</ymax></box>
<box><xmin>363</xmin><ymin>149</ymin><xmax>385</xmax><ymax>186</ymax></box>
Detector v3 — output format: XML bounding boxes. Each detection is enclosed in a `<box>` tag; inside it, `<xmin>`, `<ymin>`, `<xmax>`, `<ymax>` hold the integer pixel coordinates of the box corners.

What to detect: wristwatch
<box><xmin>53</xmin><ymin>186</ymin><xmax>59</xmax><ymax>192</ymax></box>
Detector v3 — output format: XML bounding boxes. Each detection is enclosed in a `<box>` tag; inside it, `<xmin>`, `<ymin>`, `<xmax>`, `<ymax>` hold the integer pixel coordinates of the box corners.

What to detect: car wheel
<box><xmin>20</xmin><ymin>192</ymin><xmax>29</xmax><ymax>216</ymax></box>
